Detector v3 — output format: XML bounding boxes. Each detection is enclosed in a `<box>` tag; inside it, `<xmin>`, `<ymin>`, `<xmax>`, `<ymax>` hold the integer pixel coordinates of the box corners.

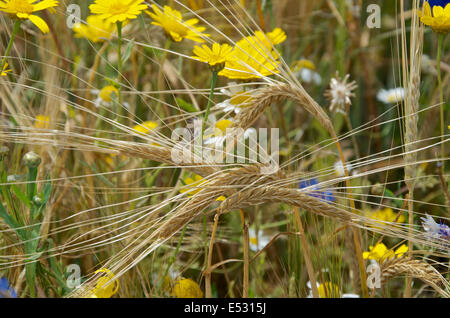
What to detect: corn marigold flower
<box><xmin>89</xmin><ymin>0</ymin><xmax>147</xmax><ymax>24</ymax></box>
<box><xmin>365</xmin><ymin>207</ymin><xmax>405</xmax><ymax>229</ymax></box>
<box><xmin>0</xmin><ymin>277</ymin><xmax>17</xmax><ymax>298</ymax></box>
<box><xmin>170</xmin><ymin>278</ymin><xmax>203</xmax><ymax>298</ymax></box>
<box><xmin>73</xmin><ymin>15</ymin><xmax>116</xmax><ymax>43</ymax></box>
<box><xmin>146</xmin><ymin>5</ymin><xmax>208</xmax><ymax>43</ymax></box>
<box><xmin>89</xmin><ymin>268</ymin><xmax>119</xmax><ymax>298</ymax></box>
<box><xmin>362</xmin><ymin>242</ymin><xmax>408</xmax><ymax>262</ymax></box>
<box><xmin>34</xmin><ymin>114</ymin><xmax>50</xmax><ymax>129</ymax></box>
<box><xmin>0</xmin><ymin>0</ymin><xmax>58</xmax><ymax>34</ymax></box>
<box><xmin>420</xmin><ymin>0</ymin><xmax>450</xmax><ymax>34</ymax></box>
<box><xmin>1</xmin><ymin>62</ymin><xmax>11</xmax><ymax>76</ymax></box>
<box><xmin>377</xmin><ymin>87</ymin><xmax>405</xmax><ymax>104</ymax></box>
<box><xmin>325</xmin><ymin>73</ymin><xmax>357</xmax><ymax>114</ymax></box>
<box><xmin>132</xmin><ymin>121</ymin><xmax>158</xmax><ymax>134</ymax></box>
<box><xmin>318</xmin><ymin>282</ymin><xmax>340</xmax><ymax>298</ymax></box>
<box><xmin>180</xmin><ymin>173</ymin><xmax>225</xmax><ymax>201</ymax></box>
<box><xmin>99</xmin><ymin>85</ymin><xmax>119</xmax><ymax>103</ymax></box>
<box><xmin>218</xmin><ymin>28</ymin><xmax>286</xmax><ymax>80</ymax></box>
<box><xmin>192</xmin><ymin>43</ymin><xmax>234</xmax><ymax>72</ymax></box>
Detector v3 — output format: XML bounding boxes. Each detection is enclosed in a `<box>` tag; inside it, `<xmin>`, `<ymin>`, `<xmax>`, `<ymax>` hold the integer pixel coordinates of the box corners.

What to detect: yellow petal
<box><xmin>28</xmin><ymin>15</ymin><xmax>49</xmax><ymax>33</ymax></box>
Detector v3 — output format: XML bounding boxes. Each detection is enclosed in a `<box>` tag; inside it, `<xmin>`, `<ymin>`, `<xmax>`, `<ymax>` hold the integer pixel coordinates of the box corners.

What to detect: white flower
<box><xmin>297</xmin><ymin>68</ymin><xmax>322</xmax><ymax>85</ymax></box>
<box><xmin>292</xmin><ymin>59</ymin><xmax>322</xmax><ymax>85</ymax></box>
<box><xmin>342</xmin><ymin>293</ymin><xmax>360</xmax><ymax>298</ymax></box>
<box><xmin>334</xmin><ymin>160</ymin><xmax>353</xmax><ymax>177</ymax></box>
<box><xmin>377</xmin><ymin>88</ymin><xmax>405</xmax><ymax>104</ymax></box>
<box><xmin>248</xmin><ymin>228</ymin><xmax>270</xmax><ymax>252</ymax></box>
<box><xmin>216</xmin><ymin>82</ymin><xmax>254</xmax><ymax>114</ymax></box>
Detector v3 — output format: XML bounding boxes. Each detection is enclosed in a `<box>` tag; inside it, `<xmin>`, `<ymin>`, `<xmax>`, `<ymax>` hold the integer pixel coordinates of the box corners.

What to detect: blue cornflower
<box><xmin>0</xmin><ymin>277</ymin><xmax>17</xmax><ymax>298</ymax></box>
<box><xmin>299</xmin><ymin>178</ymin><xmax>336</xmax><ymax>203</ymax></box>
<box><xmin>421</xmin><ymin>214</ymin><xmax>450</xmax><ymax>239</ymax></box>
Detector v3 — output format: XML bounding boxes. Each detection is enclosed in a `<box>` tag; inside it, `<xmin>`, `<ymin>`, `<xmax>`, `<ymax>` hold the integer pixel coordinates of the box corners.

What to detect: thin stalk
<box><xmin>206</xmin><ymin>211</ymin><xmax>221</xmax><ymax>298</ymax></box>
<box><xmin>0</xmin><ymin>20</ymin><xmax>22</xmax><ymax>71</ymax></box>
<box><xmin>243</xmin><ymin>223</ymin><xmax>249</xmax><ymax>298</ymax></box>
<box><xmin>437</xmin><ymin>34</ymin><xmax>445</xmax><ymax>166</ymax></box>
<box><xmin>201</xmin><ymin>71</ymin><xmax>218</xmax><ymax>140</ymax></box>
<box><xmin>293</xmin><ymin>207</ymin><xmax>319</xmax><ymax>298</ymax></box>
<box><xmin>116</xmin><ymin>21</ymin><xmax>123</xmax><ymax>122</ymax></box>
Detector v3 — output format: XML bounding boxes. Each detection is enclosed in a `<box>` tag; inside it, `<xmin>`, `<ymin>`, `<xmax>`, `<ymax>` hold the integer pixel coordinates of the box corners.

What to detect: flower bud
<box><xmin>23</xmin><ymin>151</ymin><xmax>41</xmax><ymax>168</ymax></box>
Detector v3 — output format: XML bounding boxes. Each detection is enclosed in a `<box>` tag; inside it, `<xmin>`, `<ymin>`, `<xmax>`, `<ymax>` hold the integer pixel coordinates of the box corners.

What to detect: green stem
<box><xmin>201</xmin><ymin>71</ymin><xmax>218</xmax><ymax>142</ymax></box>
<box><xmin>116</xmin><ymin>21</ymin><xmax>123</xmax><ymax>122</ymax></box>
<box><xmin>0</xmin><ymin>20</ymin><xmax>22</xmax><ymax>72</ymax></box>
<box><xmin>159</xmin><ymin>224</ymin><xmax>188</xmax><ymax>293</ymax></box>
<box><xmin>437</xmin><ymin>34</ymin><xmax>445</xmax><ymax>165</ymax></box>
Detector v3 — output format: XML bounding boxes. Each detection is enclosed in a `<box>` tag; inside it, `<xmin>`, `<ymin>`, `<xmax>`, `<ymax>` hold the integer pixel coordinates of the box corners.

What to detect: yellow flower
<box><xmin>73</xmin><ymin>15</ymin><xmax>116</xmax><ymax>43</ymax></box>
<box><xmin>366</xmin><ymin>207</ymin><xmax>405</xmax><ymax>229</ymax></box>
<box><xmin>146</xmin><ymin>5</ymin><xmax>208</xmax><ymax>43</ymax></box>
<box><xmin>420</xmin><ymin>1</ymin><xmax>450</xmax><ymax>34</ymax></box>
<box><xmin>171</xmin><ymin>278</ymin><xmax>203</xmax><ymax>298</ymax></box>
<box><xmin>180</xmin><ymin>173</ymin><xmax>225</xmax><ymax>201</ymax></box>
<box><xmin>132</xmin><ymin>121</ymin><xmax>158</xmax><ymax>134</ymax></box>
<box><xmin>1</xmin><ymin>62</ymin><xmax>11</xmax><ymax>76</ymax></box>
<box><xmin>90</xmin><ymin>268</ymin><xmax>119</xmax><ymax>298</ymax></box>
<box><xmin>192</xmin><ymin>43</ymin><xmax>234</xmax><ymax>71</ymax></box>
<box><xmin>318</xmin><ymin>282</ymin><xmax>340</xmax><ymax>298</ymax></box>
<box><xmin>34</xmin><ymin>115</ymin><xmax>50</xmax><ymax>129</ymax></box>
<box><xmin>99</xmin><ymin>85</ymin><xmax>119</xmax><ymax>102</ymax></box>
<box><xmin>218</xmin><ymin>28</ymin><xmax>286</xmax><ymax>80</ymax></box>
<box><xmin>215</xmin><ymin>119</ymin><xmax>232</xmax><ymax>133</ymax></box>
<box><xmin>89</xmin><ymin>0</ymin><xmax>147</xmax><ymax>24</ymax></box>
<box><xmin>0</xmin><ymin>0</ymin><xmax>58</xmax><ymax>33</ymax></box>
<box><xmin>362</xmin><ymin>243</ymin><xmax>408</xmax><ymax>262</ymax></box>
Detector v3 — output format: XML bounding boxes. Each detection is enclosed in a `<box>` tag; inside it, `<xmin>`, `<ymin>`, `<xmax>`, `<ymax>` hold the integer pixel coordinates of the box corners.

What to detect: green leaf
<box><xmin>176</xmin><ymin>98</ymin><xmax>198</xmax><ymax>113</ymax></box>
<box><xmin>122</xmin><ymin>39</ymin><xmax>135</xmax><ymax>65</ymax></box>
<box><xmin>11</xmin><ymin>184</ymin><xmax>30</xmax><ymax>207</ymax></box>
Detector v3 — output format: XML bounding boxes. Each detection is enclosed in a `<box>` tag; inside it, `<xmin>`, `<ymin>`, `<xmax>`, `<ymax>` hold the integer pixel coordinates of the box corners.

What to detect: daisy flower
<box><xmin>1</xmin><ymin>62</ymin><xmax>11</xmax><ymax>76</ymax></box>
<box><xmin>73</xmin><ymin>15</ymin><xmax>116</xmax><ymax>43</ymax></box>
<box><xmin>249</xmin><ymin>227</ymin><xmax>270</xmax><ymax>252</ymax></box>
<box><xmin>376</xmin><ymin>87</ymin><xmax>405</xmax><ymax>104</ymax></box>
<box><xmin>292</xmin><ymin>59</ymin><xmax>322</xmax><ymax>85</ymax></box>
<box><xmin>217</xmin><ymin>83</ymin><xmax>254</xmax><ymax>114</ymax></box>
<box><xmin>146</xmin><ymin>5</ymin><xmax>208</xmax><ymax>43</ymax></box>
<box><xmin>0</xmin><ymin>0</ymin><xmax>58</xmax><ymax>33</ymax></box>
<box><xmin>420</xmin><ymin>0</ymin><xmax>450</xmax><ymax>34</ymax></box>
<box><xmin>89</xmin><ymin>0</ymin><xmax>147</xmax><ymax>24</ymax></box>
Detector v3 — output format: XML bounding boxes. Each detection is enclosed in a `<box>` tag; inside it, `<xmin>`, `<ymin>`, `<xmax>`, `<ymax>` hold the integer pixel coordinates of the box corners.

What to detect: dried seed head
<box><xmin>325</xmin><ymin>73</ymin><xmax>357</xmax><ymax>114</ymax></box>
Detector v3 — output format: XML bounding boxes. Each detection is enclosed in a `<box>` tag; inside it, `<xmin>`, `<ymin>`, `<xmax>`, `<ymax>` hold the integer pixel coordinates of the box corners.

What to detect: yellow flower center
<box><xmin>9</xmin><ymin>0</ymin><xmax>34</xmax><ymax>14</ymax></box>
<box><xmin>109</xmin><ymin>2</ymin><xmax>130</xmax><ymax>15</ymax></box>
